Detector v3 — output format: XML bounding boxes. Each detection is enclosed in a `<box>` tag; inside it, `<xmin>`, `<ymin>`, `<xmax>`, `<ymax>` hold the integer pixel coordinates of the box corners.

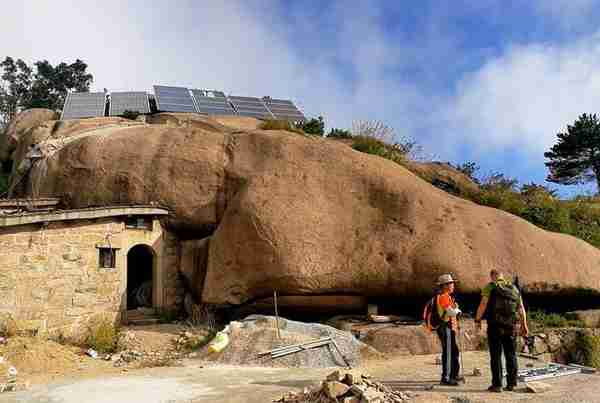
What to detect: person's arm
<box><xmin>519</xmin><ymin>297</ymin><xmax>529</xmax><ymax>336</ymax></box>
<box><xmin>475</xmin><ymin>296</ymin><xmax>488</xmax><ymax>322</ymax></box>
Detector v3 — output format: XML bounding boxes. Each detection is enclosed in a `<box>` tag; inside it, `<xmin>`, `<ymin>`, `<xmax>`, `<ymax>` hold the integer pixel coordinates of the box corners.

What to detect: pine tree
<box><xmin>545</xmin><ymin>113</ymin><xmax>600</xmax><ymax>191</ymax></box>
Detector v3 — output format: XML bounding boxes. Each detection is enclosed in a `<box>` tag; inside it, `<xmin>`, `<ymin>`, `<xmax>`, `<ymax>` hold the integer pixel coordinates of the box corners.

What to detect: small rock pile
<box><xmin>276</xmin><ymin>370</ymin><xmax>415</xmax><ymax>403</ymax></box>
<box><xmin>110</xmin><ymin>327</ymin><xmax>211</xmax><ymax>367</ymax></box>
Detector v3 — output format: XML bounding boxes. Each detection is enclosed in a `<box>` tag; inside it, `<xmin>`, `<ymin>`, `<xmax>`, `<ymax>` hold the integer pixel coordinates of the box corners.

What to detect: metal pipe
<box><xmin>274</xmin><ymin>291</ymin><xmax>281</xmax><ymax>340</ymax></box>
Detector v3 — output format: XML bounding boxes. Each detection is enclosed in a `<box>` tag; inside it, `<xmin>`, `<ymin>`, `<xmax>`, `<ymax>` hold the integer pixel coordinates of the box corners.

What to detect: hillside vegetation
<box><xmin>329</xmin><ymin>120</ymin><xmax>600</xmax><ymax>249</ymax></box>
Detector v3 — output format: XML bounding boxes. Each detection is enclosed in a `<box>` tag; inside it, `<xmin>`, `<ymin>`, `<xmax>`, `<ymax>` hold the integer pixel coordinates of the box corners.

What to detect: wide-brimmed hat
<box><xmin>437</xmin><ymin>273</ymin><xmax>457</xmax><ymax>285</ymax></box>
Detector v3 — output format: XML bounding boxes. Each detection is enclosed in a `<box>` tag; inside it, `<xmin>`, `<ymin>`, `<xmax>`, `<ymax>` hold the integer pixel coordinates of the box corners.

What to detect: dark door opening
<box><xmin>127</xmin><ymin>245</ymin><xmax>154</xmax><ymax>309</ymax></box>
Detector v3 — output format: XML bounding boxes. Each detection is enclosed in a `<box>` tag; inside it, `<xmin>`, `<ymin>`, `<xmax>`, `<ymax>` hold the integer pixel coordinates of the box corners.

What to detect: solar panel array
<box><xmin>61</xmin><ymin>86</ymin><xmax>306</xmax><ymax>121</ymax></box>
<box><xmin>263</xmin><ymin>97</ymin><xmax>306</xmax><ymax>122</ymax></box>
<box><xmin>191</xmin><ymin>89</ymin><xmax>235</xmax><ymax>115</ymax></box>
<box><xmin>228</xmin><ymin>96</ymin><xmax>274</xmax><ymax>119</ymax></box>
<box><xmin>61</xmin><ymin>92</ymin><xmax>106</xmax><ymax>119</ymax></box>
<box><xmin>153</xmin><ymin>85</ymin><xmax>196</xmax><ymax>113</ymax></box>
<box><xmin>109</xmin><ymin>91</ymin><xmax>150</xmax><ymax>116</ymax></box>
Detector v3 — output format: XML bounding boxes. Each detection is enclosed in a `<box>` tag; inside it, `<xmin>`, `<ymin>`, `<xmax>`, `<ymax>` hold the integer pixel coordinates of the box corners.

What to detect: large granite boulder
<box><xmin>8</xmin><ymin>111</ymin><xmax>600</xmax><ymax>306</ymax></box>
<box><xmin>0</xmin><ymin>108</ymin><xmax>57</xmax><ymax>161</ymax></box>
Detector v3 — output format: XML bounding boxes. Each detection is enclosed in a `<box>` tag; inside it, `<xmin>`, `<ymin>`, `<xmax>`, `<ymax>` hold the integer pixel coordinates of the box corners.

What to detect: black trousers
<box><xmin>436</xmin><ymin>323</ymin><xmax>460</xmax><ymax>382</ymax></box>
<box><xmin>487</xmin><ymin>325</ymin><xmax>518</xmax><ymax>387</ymax></box>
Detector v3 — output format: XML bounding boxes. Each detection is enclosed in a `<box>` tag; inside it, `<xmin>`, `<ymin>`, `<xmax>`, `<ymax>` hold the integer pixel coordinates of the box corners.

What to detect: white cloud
<box><xmin>0</xmin><ymin>0</ymin><xmax>429</xmax><ymax>137</ymax></box>
<box><xmin>443</xmin><ymin>32</ymin><xmax>600</xmax><ymax>158</ymax></box>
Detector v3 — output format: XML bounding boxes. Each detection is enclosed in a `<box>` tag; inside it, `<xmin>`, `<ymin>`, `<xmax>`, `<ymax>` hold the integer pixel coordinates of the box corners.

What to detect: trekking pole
<box><xmin>458</xmin><ymin>319</ymin><xmax>465</xmax><ymax>383</ymax></box>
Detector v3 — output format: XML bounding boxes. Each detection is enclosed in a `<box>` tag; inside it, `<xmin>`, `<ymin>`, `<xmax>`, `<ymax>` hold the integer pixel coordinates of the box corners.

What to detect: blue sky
<box><xmin>4</xmin><ymin>0</ymin><xmax>600</xmax><ymax>197</ymax></box>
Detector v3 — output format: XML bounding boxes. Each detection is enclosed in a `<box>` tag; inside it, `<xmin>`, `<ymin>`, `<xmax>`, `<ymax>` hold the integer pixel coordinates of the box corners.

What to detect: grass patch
<box><xmin>529</xmin><ymin>310</ymin><xmax>586</xmax><ymax>329</ymax></box>
<box><xmin>351</xmin><ymin>135</ymin><xmax>408</xmax><ymax>165</ymax></box>
<box><xmin>86</xmin><ymin>317</ymin><xmax>119</xmax><ymax>353</ymax></box>
<box><xmin>259</xmin><ymin>119</ymin><xmax>305</xmax><ymax>134</ymax></box>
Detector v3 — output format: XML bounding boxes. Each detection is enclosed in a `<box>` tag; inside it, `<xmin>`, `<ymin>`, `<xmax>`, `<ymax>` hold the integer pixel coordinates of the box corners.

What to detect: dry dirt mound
<box><xmin>201</xmin><ymin>316</ymin><xmax>379</xmax><ymax>368</ymax></box>
<box><xmin>0</xmin><ymin>336</ymin><xmax>81</xmax><ymax>376</ymax></box>
<box><xmin>8</xmin><ymin>111</ymin><xmax>600</xmax><ymax>305</ymax></box>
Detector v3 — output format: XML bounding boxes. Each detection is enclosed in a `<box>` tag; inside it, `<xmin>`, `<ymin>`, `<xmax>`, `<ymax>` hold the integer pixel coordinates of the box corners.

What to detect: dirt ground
<box><xmin>1</xmin><ymin>349</ymin><xmax>599</xmax><ymax>402</ymax></box>
<box><xmin>1</xmin><ymin>324</ymin><xmax>599</xmax><ymax>402</ymax></box>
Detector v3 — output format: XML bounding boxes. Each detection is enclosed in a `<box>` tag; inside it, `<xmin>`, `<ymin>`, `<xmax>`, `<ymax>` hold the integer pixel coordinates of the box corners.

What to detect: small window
<box><xmin>99</xmin><ymin>248</ymin><xmax>116</xmax><ymax>268</ymax></box>
<box><xmin>125</xmin><ymin>216</ymin><xmax>153</xmax><ymax>230</ymax></box>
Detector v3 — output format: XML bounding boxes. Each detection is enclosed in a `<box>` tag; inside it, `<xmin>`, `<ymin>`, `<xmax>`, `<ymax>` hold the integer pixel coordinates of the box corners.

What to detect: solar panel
<box><xmin>263</xmin><ymin>97</ymin><xmax>306</xmax><ymax>122</ymax></box>
<box><xmin>109</xmin><ymin>92</ymin><xmax>150</xmax><ymax>116</ymax></box>
<box><xmin>190</xmin><ymin>89</ymin><xmax>235</xmax><ymax>115</ymax></box>
<box><xmin>61</xmin><ymin>92</ymin><xmax>106</xmax><ymax>119</ymax></box>
<box><xmin>153</xmin><ymin>85</ymin><xmax>196</xmax><ymax>113</ymax></box>
<box><xmin>228</xmin><ymin>96</ymin><xmax>274</xmax><ymax>119</ymax></box>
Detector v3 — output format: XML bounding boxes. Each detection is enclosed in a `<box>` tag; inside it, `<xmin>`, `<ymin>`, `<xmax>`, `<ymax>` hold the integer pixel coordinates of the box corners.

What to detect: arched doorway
<box><xmin>127</xmin><ymin>244</ymin><xmax>154</xmax><ymax>309</ymax></box>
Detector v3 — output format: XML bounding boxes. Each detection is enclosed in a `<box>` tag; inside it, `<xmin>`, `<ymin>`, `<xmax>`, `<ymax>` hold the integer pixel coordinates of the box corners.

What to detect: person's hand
<box><xmin>521</xmin><ymin>325</ymin><xmax>529</xmax><ymax>337</ymax></box>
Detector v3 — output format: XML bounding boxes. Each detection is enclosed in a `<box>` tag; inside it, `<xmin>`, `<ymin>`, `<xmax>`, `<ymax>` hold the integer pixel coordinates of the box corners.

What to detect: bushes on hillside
<box><xmin>327</xmin><ymin>128</ymin><xmax>352</xmax><ymax>139</ymax></box>
<box><xmin>301</xmin><ymin>116</ymin><xmax>325</xmax><ymax>136</ymax></box>
<box><xmin>464</xmin><ymin>173</ymin><xmax>600</xmax><ymax>247</ymax></box>
<box><xmin>259</xmin><ymin>119</ymin><xmax>304</xmax><ymax>134</ymax></box>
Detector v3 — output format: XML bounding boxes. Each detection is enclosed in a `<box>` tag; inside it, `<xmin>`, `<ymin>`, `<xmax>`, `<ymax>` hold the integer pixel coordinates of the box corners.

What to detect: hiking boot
<box><xmin>454</xmin><ymin>375</ymin><xmax>465</xmax><ymax>383</ymax></box>
<box><xmin>487</xmin><ymin>385</ymin><xmax>503</xmax><ymax>393</ymax></box>
<box><xmin>440</xmin><ymin>379</ymin><xmax>460</xmax><ymax>386</ymax></box>
<box><xmin>505</xmin><ymin>384</ymin><xmax>516</xmax><ymax>391</ymax></box>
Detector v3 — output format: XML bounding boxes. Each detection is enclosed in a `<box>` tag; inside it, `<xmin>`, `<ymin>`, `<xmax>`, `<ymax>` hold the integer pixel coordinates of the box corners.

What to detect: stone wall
<box><xmin>0</xmin><ymin>216</ymin><xmax>180</xmax><ymax>340</ymax></box>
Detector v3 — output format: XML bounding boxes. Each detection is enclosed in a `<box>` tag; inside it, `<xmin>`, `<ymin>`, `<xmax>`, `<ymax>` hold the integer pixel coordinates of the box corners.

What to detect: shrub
<box><xmin>301</xmin><ymin>116</ymin><xmax>325</xmax><ymax>136</ymax></box>
<box><xmin>351</xmin><ymin>135</ymin><xmax>408</xmax><ymax>165</ymax></box>
<box><xmin>577</xmin><ymin>334</ymin><xmax>600</xmax><ymax>368</ymax></box>
<box><xmin>327</xmin><ymin>128</ymin><xmax>352</xmax><ymax>139</ymax></box>
<box><xmin>529</xmin><ymin>310</ymin><xmax>586</xmax><ymax>329</ymax></box>
<box><xmin>120</xmin><ymin>110</ymin><xmax>140</xmax><ymax>120</ymax></box>
<box><xmin>259</xmin><ymin>119</ymin><xmax>304</xmax><ymax>134</ymax></box>
<box><xmin>86</xmin><ymin>317</ymin><xmax>119</xmax><ymax>353</ymax></box>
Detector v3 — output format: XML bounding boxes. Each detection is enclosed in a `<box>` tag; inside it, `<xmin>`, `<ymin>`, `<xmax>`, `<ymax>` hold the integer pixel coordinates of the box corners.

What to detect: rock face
<box><xmin>7</xmin><ymin>111</ymin><xmax>600</xmax><ymax>305</ymax></box>
<box><xmin>0</xmin><ymin>108</ymin><xmax>57</xmax><ymax>161</ymax></box>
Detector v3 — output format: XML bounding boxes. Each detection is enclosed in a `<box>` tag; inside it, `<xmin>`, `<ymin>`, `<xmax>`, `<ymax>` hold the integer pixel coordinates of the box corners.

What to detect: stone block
<box><xmin>31</xmin><ymin>288</ymin><xmax>50</xmax><ymax>302</ymax></box>
<box><xmin>323</xmin><ymin>381</ymin><xmax>349</xmax><ymax>399</ymax></box>
<box><xmin>73</xmin><ymin>293</ymin><xmax>96</xmax><ymax>307</ymax></box>
<box><xmin>360</xmin><ymin>389</ymin><xmax>385</xmax><ymax>403</ymax></box>
<box><xmin>62</xmin><ymin>251</ymin><xmax>83</xmax><ymax>262</ymax></box>
<box><xmin>526</xmin><ymin>381</ymin><xmax>552</xmax><ymax>393</ymax></box>
<box><xmin>66</xmin><ymin>307</ymin><xmax>92</xmax><ymax>317</ymax></box>
<box><xmin>0</xmin><ymin>288</ymin><xmax>16</xmax><ymax>308</ymax></box>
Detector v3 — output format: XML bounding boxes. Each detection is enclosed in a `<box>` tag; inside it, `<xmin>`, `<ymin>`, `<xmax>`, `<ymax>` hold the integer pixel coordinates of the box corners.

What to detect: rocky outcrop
<box><xmin>7</xmin><ymin>111</ymin><xmax>600</xmax><ymax>306</ymax></box>
<box><xmin>0</xmin><ymin>108</ymin><xmax>57</xmax><ymax>161</ymax></box>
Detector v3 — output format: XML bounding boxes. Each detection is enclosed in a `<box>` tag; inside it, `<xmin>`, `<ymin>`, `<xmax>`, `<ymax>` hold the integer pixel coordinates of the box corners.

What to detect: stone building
<box><xmin>0</xmin><ymin>200</ymin><xmax>179</xmax><ymax>340</ymax></box>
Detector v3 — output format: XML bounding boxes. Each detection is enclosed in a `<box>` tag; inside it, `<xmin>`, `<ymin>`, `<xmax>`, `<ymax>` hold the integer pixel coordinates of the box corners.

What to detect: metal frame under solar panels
<box><xmin>190</xmin><ymin>89</ymin><xmax>235</xmax><ymax>115</ymax></box>
<box><xmin>263</xmin><ymin>97</ymin><xmax>306</xmax><ymax>122</ymax></box>
<box><xmin>61</xmin><ymin>92</ymin><xmax>107</xmax><ymax>120</ymax></box>
<box><xmin>153</xmin><ymin>85</ymin><xmax>196</xmax><ymax>113</ymax></box>
<box><xmin>109</xmin><ymin>91</ymin><xmax>150</xmax><ymax>116</ymax></box>
<box><xmin>228</xmin><ymin>96</ymin><xmax>275</xmax><ymax>119</ymax></box>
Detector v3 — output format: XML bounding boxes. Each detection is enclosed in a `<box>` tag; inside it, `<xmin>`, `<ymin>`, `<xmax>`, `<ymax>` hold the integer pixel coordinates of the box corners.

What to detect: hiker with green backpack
<box><xmin>474</xmin><ymin>269</ymin><xmax>529</xmax><ymax>393</ymax></box>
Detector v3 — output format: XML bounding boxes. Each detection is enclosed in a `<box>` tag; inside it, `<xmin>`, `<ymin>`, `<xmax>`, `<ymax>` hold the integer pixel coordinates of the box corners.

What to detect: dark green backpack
<box><xmin>488</xmin><ymin>282</ymin><xmax>520</xmax><ymax>329</ymax></box>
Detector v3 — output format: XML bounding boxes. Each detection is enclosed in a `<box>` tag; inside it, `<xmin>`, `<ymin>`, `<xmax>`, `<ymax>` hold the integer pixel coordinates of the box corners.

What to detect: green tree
<box><xmin>301</xmin><ymin>116</ymin><xmax>325</xmax><ymax>136</ymax></box>
<box><xmin>545</xmin><ymin>113</ymin><xmax>600</xmax><ymax>191</ymax></box>
<box><xmin>327</xmin><ymin>128</ymin><xmax>352</xmax><ymax>139</ymax></box>
<box><xmin>0</xmin><ymin>57</ymin><xmax>93</xmax><ymax>125</ymax></box>
<box><xmin>0</xmin><ymin>57</ymin><xmax>33</xmax><ymax>127</ymax></box>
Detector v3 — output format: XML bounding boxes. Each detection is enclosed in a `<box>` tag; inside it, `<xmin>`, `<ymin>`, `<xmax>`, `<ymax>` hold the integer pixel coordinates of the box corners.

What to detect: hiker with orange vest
<box><xmin>435</xmin><ymin>274</ymin><xmax>463</xmax><ymax>386</ymax></box>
